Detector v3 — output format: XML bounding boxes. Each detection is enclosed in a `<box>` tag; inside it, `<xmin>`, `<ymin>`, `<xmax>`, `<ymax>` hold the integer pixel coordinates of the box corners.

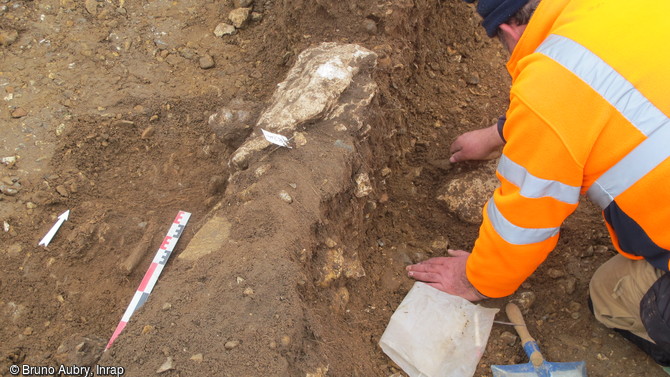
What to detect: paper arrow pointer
<box><xmin>39</xmin><ymin>210</ymin><xmax>70</xmax><ymax>247</ymax></box>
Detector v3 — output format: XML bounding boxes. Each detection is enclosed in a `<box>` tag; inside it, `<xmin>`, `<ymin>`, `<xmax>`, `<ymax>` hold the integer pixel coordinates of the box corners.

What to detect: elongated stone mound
<box><xmin>230</xmin><ymin>43</ymin><xmax>377</xmax><ymax>170</ymax></box>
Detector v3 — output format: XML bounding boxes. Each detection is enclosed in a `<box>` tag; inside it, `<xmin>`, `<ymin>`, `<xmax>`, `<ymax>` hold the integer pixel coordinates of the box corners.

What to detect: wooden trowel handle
<box><xmin>506</xmin><ymin>303</ymin><xmax>545</xmax><ymax>367</ymax></box>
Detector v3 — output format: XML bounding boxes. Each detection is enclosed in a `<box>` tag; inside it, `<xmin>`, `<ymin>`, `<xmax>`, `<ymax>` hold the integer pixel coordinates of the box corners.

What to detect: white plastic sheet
<box><xmin>379</xmin><ymin>282</ymin><xmax>499</xmax><ymax>377</ymax></box>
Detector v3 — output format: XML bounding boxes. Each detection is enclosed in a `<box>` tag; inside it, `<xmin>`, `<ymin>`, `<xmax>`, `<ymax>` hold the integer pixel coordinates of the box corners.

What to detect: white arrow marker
<box><xmin>39</xmin><ymin>210</ymin><xmax>70</xmax><ymax>247</ymax></box>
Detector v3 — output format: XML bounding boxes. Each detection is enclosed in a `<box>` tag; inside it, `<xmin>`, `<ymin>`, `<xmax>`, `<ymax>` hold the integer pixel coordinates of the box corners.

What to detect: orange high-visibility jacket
<box><xmin>467</xmin><ymin>0</ymin><xmax>670</xmax><ymax>298</ymax></box>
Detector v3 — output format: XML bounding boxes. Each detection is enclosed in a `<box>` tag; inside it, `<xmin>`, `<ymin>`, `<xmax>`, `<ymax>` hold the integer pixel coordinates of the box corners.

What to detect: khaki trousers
<box><xmin>589</xmin><ymin>254</ymin><xmax>664</xmax><ymax>342</ymax></box>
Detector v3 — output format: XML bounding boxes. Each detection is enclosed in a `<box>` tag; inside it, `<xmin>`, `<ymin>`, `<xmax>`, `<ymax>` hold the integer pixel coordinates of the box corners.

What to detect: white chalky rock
<box><xmin>437</xmin><ymin>161</ymin><xmax>499</xmax><ymax>224</ymax></box>
<box><xmin>214</xmin><ymin>23</ymin><xmax>236</xmax><ymax>37</ymax></box>
<box><xmin>229</xmin><ymin>43</ymin><xmax>377</xmax><ymax>170</ymax></box>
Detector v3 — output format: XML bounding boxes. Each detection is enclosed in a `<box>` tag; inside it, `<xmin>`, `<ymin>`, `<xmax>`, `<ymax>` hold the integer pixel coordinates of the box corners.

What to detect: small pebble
<box><xmin>466</xmin><ymin>73</ymin><xmax>480</xmax><ymax>85</ymax></box>
<box><xmin>500</xmin><ymin>331</ymin><xmax>517</xmax><ymax>347</ymax></box>
<box><xmin>224</xmin><ymin>340</ymin><xmax>240</xmax><ymax>350</ymax></box>
<box><xmin>56</xmin><ymin>123</ymin><xmax>65</xmax><ymax>136</ymax></box>
<box><xmin>55</xmin><ymin>185</ymin><xmax>69</xmax><ymax>197</ymax></box>
<box><xmin>189</xmin><ymin>353</ymin><xmax>203</xmax><ymax>362</ymax></box>
<box><xmin>548</xmin><ymin>268</ymin><xmax>566</xmax><ymax>279</ymax></box>
<box><xmin>254</xmin><ymin>164</ymin><xmax>270</xmax><ymax>178</ymax></box>
<box><xmin>594</xmin><ymin>245</ymin><xmax>609</xmax><ymax>254</ymax></box>
<box><xmin>0</xmin><ymin>185</ymin><xmax>18</xmax><ymax>196</ymax></box>
<box><xmin>141</xmin><ymin>125</ymin><xmax>155</xmax><ymax>139</ymax></box>
<box><xmin>568</xmin><ymin>301</ymin><xmax>581</xmax><ymax>312</ymax></box>
<box><xmin>431</xmin><ymin>237</ymin><xmax>449</xmax><ymax>251</ymax></box>
<box><xmin>141</xmin><ymin>325</ymin><xmax>154</xmax><ymax>335</ymax></box>
<box><xmin>512</xmin><ymin>291</ymin><xmax>536</xmax><ymax>312</ymax></box>
<box><xmin>179</xmin><ymin>48</ymin><xmax>196</xmax><ymax>60</ymax></box>
<box><xmin>10</xmin><ymin>108</ymin><xmax>27</xmax><ymax>118</ymax></box>
<box><xmin>84</xmin><ymin>0</ymin><xmax>98</xmax><ymax>15</ymax></box>
<box><xmin>250</xmin><ymin>12</ymin><xmax>263</xmax><ymax>22</ymax></box>
<box><xmin>156</xmin><ymin>357</ymin><xmax>174</xmax><ymax>373</ymax></box>
<box><xmin>278</xmin><ymin>190</ymin><xmax>293</xmax><ymax>204</ymax></box>
<box><xmin>280</xmin><ymin>335</ymin><xmax>291</xmax><ymax>347</ymax></box>
<box><xmin>1</xmin><ymin>156</ymin><xmax>17</xmax><ymax>166</ymax></box>
<box><xmin>228</xmin><ymin>8</ymin><xmax>251</xmax><ymax>29</ymax></box>
<box><xmin>293</xmin><ymin>132</ymin><xmax>307</xmax><ymax>147</ymax></box>
<box><xmin>214</xmin><ymin>23</ymin><xmax>236</xmax><ymax>37</ymax></box>
<box><xmin>199</xmin><ymin>55</ymin><xmax>215</xmax><ymax>69</ymax></box>
<box><xmin>355</xmin><ymin>173</ymin><xmax>373</xmax><ymax>197</ymax></box>
<box><xmin>582</xmin><ymin>246</ymin><xmax>595</xmax><ymax>258</ymax></box>
<box><xmin>562</xmin><ymin>277</ymin><xmax>577</xmax><ymax>294</ymax></box>
<box><xmin>243</xmin><ymin>287</ymin><xmax>254</xmax><ymax>296</ymax></box>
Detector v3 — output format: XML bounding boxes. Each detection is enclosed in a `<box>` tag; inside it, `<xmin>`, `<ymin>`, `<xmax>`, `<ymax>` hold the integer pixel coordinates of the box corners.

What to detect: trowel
<box><xmin>491</xmin><ymin>303</ymin><xmax>587</xmax><ymax>377</ymax></box>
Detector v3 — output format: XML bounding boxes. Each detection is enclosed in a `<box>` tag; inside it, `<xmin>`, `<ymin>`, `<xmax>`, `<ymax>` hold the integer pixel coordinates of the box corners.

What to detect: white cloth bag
<box><xmin>379</xmin><ymin>282</ymin><xmax>499</xmax><ymax>377</ymax></box>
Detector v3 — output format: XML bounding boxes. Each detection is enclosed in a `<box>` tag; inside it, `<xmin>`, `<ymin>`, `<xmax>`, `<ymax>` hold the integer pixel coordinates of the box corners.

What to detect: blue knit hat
<box><xmin>464</xmin><ymin>0</ymin><xmax>529</xmax><ymax>37</ymax></box>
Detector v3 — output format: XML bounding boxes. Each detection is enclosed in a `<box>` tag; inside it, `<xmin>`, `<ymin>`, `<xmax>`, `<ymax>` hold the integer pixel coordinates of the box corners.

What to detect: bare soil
<box><xmin>0</xmin><ymin>0</ymin><xmax>664</xmax><ymax>376</ymax></box>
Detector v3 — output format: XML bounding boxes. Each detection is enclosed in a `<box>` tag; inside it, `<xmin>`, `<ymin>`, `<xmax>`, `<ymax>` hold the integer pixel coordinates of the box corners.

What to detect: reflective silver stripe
<box><xmin>498</xmin><ymin>154</ymin><xmax>580</xmax><ymax>204</ymax></box>
<box><xmin>487</xmin><ymin>199</ymin><xmax>560</xmax><ymax>245</ymax></box>
<box><xmin>537</xmin><ymin>34</ymin><xmax>668</xmax><ymax>137</ymax></box>
<box><xmin>537</xmin><ymin>34</ymin><xmax>670</xmax><ymax>209</ymax></box>
<box><xmin>587</xmin><ymin>125</ymin><xmax>670</xmax><ymax>208</ymax></box>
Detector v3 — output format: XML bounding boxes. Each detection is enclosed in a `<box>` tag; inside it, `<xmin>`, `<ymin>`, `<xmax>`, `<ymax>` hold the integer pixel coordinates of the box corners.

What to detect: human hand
<box><xmin>449</xmin><ymin>123</ymin><xmax>504</xmax><ymax>163</ymax></box>
<box><xmin>406</xmin><ymin>250</ymin><xmax>487</xmax><ymax>302</ymax></box>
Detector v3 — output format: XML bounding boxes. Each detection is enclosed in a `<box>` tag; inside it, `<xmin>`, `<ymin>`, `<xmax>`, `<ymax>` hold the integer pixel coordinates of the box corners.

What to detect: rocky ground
<box><xmin>0</xmin><ymin>0</ymin><xmax>665</xmax><ymax>376</ymax></box>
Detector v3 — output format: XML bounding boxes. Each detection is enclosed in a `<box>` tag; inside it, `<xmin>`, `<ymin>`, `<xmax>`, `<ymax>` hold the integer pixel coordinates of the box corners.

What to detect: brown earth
<box><xmin>0</xmin><ymin>0</ymin><xmax>664</xmax><ymax>376</ymax></box>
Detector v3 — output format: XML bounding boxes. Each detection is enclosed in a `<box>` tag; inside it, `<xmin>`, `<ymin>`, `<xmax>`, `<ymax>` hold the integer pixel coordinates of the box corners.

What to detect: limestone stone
<box><xmin>437</xmin><ymin>161</ymin><xmax>498</xmax><ymax>224</ymax></box>
<box><xmin>229</xmin><ymin>43</ymin><xmax>377</xmax><ymax>171</ymax></box>
<box><xmin>228</xmin><ymin>8</ymin><xmax>251</xmax><ymax>29</ymax></box>
<box><xmin>214</xmin><ymin>23</ymin><xmax>236</xmax><ymax>37</ymax></box>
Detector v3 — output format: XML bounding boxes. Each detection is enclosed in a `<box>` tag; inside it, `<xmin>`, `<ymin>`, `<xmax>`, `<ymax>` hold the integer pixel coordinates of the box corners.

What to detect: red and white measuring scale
<box><xmin>105</xmin><ymin>210</ymin><xmax>191</xmax><ymax>350</ymax></box>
